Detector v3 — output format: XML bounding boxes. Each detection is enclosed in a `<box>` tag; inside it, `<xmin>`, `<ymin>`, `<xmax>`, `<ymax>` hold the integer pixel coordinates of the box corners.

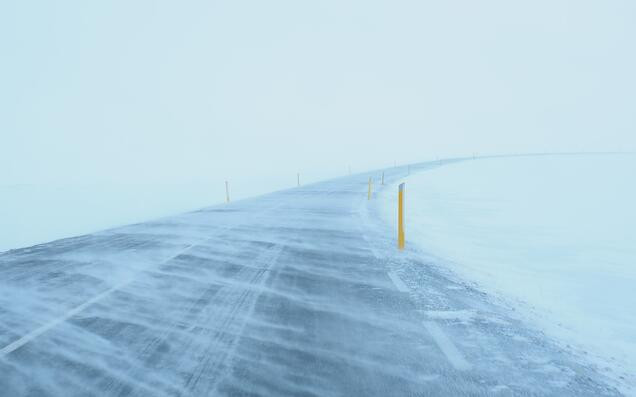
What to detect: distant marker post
<box><xmin>225</xmin><ymin>181</ymin><xmax>230</xmax><ymax>203</ymax></box>
<box><xmin>381</xmin><ymin>171</ymin><xmax>385</xmax><ymax>185</ymax></box>
<box><xmin>398</xmin><ymin>183</ymin><xmax>405</xmax><ymax>250</ymax></box>
<box><xmin>368</xmin><ymin>177</ymin><xmax>373</xmax><ymax>200</ymax></box>
<box><xmin>297</xmin><ymin>173</ymin><xmax>300</xmax><ymax>187</ymax></box>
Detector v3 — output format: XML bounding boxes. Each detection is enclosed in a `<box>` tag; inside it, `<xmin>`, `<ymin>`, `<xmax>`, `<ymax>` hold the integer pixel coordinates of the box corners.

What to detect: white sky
<box><xmin>2</xmin><ymin>0</ymin><xmax>635</xmax><ymax>186</ymax></box>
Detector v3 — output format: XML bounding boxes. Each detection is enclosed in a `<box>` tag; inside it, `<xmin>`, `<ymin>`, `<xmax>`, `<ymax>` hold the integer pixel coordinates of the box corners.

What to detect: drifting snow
<box><xmin>0</xmin><ymin>177</ymin><xmax>302</xmax><ymax>253</ymax></box>
<box><xmin>0</xmin><ymin>184</ymin><xmax>224</xmax><ymax>253</ymax></box>
<box><xmin>0</xmin><ymin>161</ymin><xmax>624</xmax><ymax>395</ymax></box>
<box><xmin>381</xmin><ymin>154</ymin><xmax>636</xmax><ymax>392</ymax></box>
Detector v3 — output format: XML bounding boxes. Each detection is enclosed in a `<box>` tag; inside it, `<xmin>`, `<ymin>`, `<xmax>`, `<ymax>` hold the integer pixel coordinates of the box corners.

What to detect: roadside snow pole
<box><xmin>297</xmin><ymin>173</ymin><xmax>300</xmax><ymax>187</ymax></box>
<box><xmin>398</xmin><ymin>183</ymin><xmax>405</xmax><ymax>250</ymax></box>
<box><xmin>225</xmin><ymin>181</ymin><xmax>230</xmax><ymax>203</ymax></box>
<box><xmin>381</xmin><ymin>171</ymin><xmax>385</xmax><ymax>185</ymax></box>
<box><xmin>368</xmin><ymin>177</ymin><xmax>373</xmax><ymax>200</ymax></box>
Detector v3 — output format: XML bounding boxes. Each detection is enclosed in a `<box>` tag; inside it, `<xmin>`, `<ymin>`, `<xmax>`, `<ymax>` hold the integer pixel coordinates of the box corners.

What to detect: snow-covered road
<box><xmin>0</xmin><ymin>161</ymin><xmax>621</xmax><ymax>396</ymax></box>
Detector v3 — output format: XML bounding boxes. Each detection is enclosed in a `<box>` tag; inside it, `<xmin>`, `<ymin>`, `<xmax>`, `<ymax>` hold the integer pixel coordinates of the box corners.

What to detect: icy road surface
<box><xmin>0</xmin><ymin>161</ymin><xmax>621</xmax><ymax>396</ymax></box>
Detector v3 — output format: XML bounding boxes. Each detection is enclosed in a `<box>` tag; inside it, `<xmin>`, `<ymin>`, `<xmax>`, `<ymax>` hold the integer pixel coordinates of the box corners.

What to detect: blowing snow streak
<box><xmin>0</xmin><ymin>160</ymin><xmax>621</xmax><ymax>396</ymax></box>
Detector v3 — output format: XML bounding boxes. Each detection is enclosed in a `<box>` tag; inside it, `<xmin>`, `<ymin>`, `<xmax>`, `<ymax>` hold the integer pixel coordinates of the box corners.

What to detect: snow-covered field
<box><xmin>0</xmin><ymin>179</ymin><xmax>299</xmax><ymax>253</ymax></box>
<box><xmin>0</xmin><ymin>184</ymin><xmax>216</xmax><ymax>253</ymax></box>
<box><xmin>381</xmin><ymin>154</ymin><xmax>636</xmax><ymax>392</ymax></box>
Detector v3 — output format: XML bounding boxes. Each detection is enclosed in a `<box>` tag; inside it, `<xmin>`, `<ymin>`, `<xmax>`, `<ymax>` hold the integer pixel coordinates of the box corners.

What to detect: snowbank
<box><xmin>381</xmin><ymin>154</ymin><xmax>636</xmax><ymax>391</ymax></box>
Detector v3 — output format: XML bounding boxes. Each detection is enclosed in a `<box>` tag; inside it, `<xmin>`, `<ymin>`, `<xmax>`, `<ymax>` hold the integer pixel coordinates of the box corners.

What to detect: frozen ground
<box><xmin>380</xmin><ymin>154</ymin><xmax>636</xmax><ymax>395</ymax></box>
<box><xmin>0</xmin><ymin>159</ymin><xmax>625</xmax><ymax>396</ymax></box>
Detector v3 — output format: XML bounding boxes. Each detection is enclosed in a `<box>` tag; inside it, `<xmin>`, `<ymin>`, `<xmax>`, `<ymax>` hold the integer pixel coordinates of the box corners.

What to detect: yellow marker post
<box><xmin>368</xmin><ymin>177</ymin><xmax>373</xmax><ymax>200</ymax></box>
<box><xmin>398</xmin><ymin>183</ymin><xmax>405</xmax><ymax>250</ymax></box>
<box><xmin>225</xmin><ymin>181</ymin><xmax>230</xmax><ymax>203</ymax></box>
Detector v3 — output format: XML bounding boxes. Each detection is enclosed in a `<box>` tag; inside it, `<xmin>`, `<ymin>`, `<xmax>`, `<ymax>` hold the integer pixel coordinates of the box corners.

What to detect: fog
<box><xmin>1</xmin><ymin>1</ymin><xmax>635</xmax><ymax>250</ymax></box>
<box><xmin>2</xmin><ymin>0</ymin><xmax>635</xmax><ymax>186</ymax></box>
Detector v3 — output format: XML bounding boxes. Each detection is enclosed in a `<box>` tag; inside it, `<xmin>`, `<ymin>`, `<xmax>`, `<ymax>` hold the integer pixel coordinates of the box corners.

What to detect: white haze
<box><xmin>1</xmin><ymin>0</ymin><xmax>635</xmax><ymax>250</ymax></box>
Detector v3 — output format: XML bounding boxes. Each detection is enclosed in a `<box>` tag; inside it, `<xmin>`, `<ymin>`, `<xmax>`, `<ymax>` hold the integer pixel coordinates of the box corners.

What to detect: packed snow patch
<box><xmin>381</xmin><ymin>154</ymin><xmax>636</xmax><ymax>393</ymax></box>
